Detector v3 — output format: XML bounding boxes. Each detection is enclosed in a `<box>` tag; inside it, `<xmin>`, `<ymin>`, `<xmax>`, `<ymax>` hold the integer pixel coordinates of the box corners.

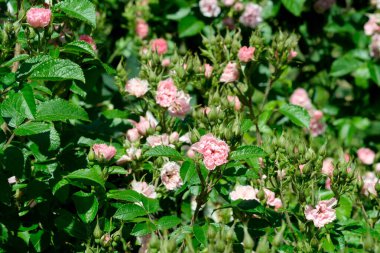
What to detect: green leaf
<box><xmin>16</xmin><ymin>55</ymin><xmax>52</xmax><ymax>80</ymax></box>
<box><xmin>36</xmin><ymin>98</ymin><xmax>89</xmax><ymax>122</ymax></box>
<box><xmin>49</xmin><ymin>125</ymin><xmax>61</xmax><ymax>151</ymax></box>
<box><xmin>167</xmin><ymin>8</ymin><xmax>191</xmax><ymax>20</ymax></box>
<box><xmin>178</xmin><ymin>16</ymin><xmax>205</xmax><ymax>38</ymax></box>
<box><xmin>234</xmin><ymin>199</ymin><xmax>266</xmax><ymax>214</ymax></box>
<box><xmin>66</xmin><ymin>167</ymin><xmax>105</xmax><ymax>189</ymax></box>
<box><xmin>107</xmin><ymin>189</ymin><xmax>142</xmax><ymax>202</ymax></box>
<box><xmin>21</xmin><ymin>85</ymin><xmax>36</xmax><ymax>117</ymax></box>
<box><xmin>59</xmin><ymin>0</ymin><xmax>96</xmax><ymax>28</ymax></box>
<box><xmin>281</xmin><ymin>0</ymin><xmax>306</xmax><ymax>16</ymax></box>
<box><xmin>29</xmin><ymin>59</ymin><xmax>85</xmax><ymax>83</ymax></box>
<box><xmin>29</xmin><ymin>230</ymin><xmax>49</xmax><ymax>252</ymax></box>
<box><xmin>279</xmin><ymin>104</ymin><xmax>310</xmax><ymax>128</ymax></box>
<box><xmin>368</xmin><ymin>62</ymin><xmax>380</xmax><ymax>86</ymax></box>
<box><xmin>130</xmin><ymin>222</ymin><xmax>157</xmax><ymax>237</ymax></box>
<box><xmin>336</xmin><ymin>195</ymin><xmax>352</xmax><ymax>221</ymax></box>
<box><xmin>102</xmin><ymin>109</ymin><xmax>129</xmax><ymax>119</ymax></box>
<box><xmin>63</xmin><ymin>41</ymin><xmax>96</xmax><ymax>57</ymax></box>
<box><xmin>193</xmin><ymin>225</ymin><xmax>207</xmax><ymax>246</ymax></box>
<box><xmin>230</xmin><ymin>145</ymin><xmax>266</xmax><ymax>161</ymax></box>
<box><xmin>141</xmin><ymin>197</ymin><xmax>159</xmax><ymax>214</ymax></box>
<box><xmin>54</xmin><ymin>210</ymin><xmax>87</xmax><ymax>239</ymax></box>
<box><xmin>72</xmin><ymin>191</ymin><xmax>98</xmax><ymax>223</ymax></box>
<box><xmin>1</xmin><ymin>54</ymin><xmax>29</xmax><ymax>67</ymax></box>
<box><xmin>70</xmin><ymin>82</ymin><xmax>87</xmax><ymax>97</ymax></box>
<box><xmin>113</xmin><ymin>203</ymin><xmax>147</xmax><ymax>220</ymax></box>
<box><xmin>0</xmin><ymin>92</ymin><xmax>34</xmax><ymax>127</ymax></box>
<box><xmin>157</xmin><ymin>216</ymin><xmax>181</xmax><ymax>230</ymax></box>
<box><xmin>14</xmin><ymin>122</ymin><xmax>51</xmax><ymax>136</ymax></box>
<box><xmin>330</xmin><ymin>55</ymin><xmax>362</xmax><ymax>77</ymax></box>
<box><xmin>180</xmin><ymin>160</ymin><xmax>200</xmax><ymax>185</ymax></box>
<box><xmin>144</xmin><ymin>145</ymin><xmax>182</xmax><ymax>160</ymax></box>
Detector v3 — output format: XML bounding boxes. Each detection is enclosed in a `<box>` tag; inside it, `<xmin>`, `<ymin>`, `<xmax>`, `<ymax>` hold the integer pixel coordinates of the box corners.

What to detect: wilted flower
<box><xmin>156</xmin><ymin>78</ymin><xmax>178</xmax><ymax>107</ymax></box>
<box><xmin>79</xmin><ymin>35</ymin><xmax>97</xmax><ymax>51</ymax></box>
<box><xmin>238</xmin><ymin>46</ymin><xmax>255</xmax><ymax>62</ymax></box>
<box><xmin>230</xmin><ymin>185</ymin><xmax>259</xmax><ymax>201</ymax></box>
<box><xmin>362</xmin><ymin>172</ymin><xmax>379</xmax><ymax>196</ymax></box>
<box><xmin>26</xmin><ymin>8</ymin><xmax>51</xmax><ymax>28</ymax></box>
<box><xmin>357</xmin><ymin>147</ymin><xmax>376</xmax><ymax>165</ymax></box>
<box><xmin>168</xmin><ymin>91</ymin><xmax>191</xmax><ymax>118</ymax></box>
<box><xmin>151</xmin><ymin>38</ymin><xmax>168</xmax><ymax>55</ymax></box>
<box><xmin>305</xmin><ymin>198</ymin><xmax>337</xmax><ymax>228</ymax></box>
<box><xmin>136</xmin><ymin>19</ymin><xmax>149</xmax><ymax>39</ymax></box>
<box><xmin>199</xmin><ymin>0</ymin><xmax>221</xmax><ymax>17</ymax></box>
<box><xmin>132</xmin><ymin>181</ymin><xmax>157</xmax><ymax>199</ymax></box>
<box><xmin>161</xmin><ymin>162</ymin><xmax>183</xmax><ymax>190</ymax></box>
<box><xmin>92</xmin><ymin>144</ymin><xmax>117</xmax><ymax>161</ymax></box>
<box><xmin>239</xmin><ymin>3</ymin><xmax>262</xmax><ymax>28</ymax></box>
<box><xmin>125</xmin><ymin>78</ymin><xmax>149</xmax><ymax>97</ymax></box>
<box><xmin>220</xmin><ymin>62</ymin><xmax>239</xmax><ymax>83</ymax></box>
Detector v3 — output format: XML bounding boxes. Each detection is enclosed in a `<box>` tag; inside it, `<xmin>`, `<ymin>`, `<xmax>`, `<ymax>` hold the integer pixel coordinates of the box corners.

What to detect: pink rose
<box><xmin>131</xmin><ymin>181</ymin><xmax>157</xmax><ymax>199</ymax></box>
<box><xmin>191</xmin><ymin>134</ymin><xmax>230</xmax><ymax>170</ymax></box>
<box><xmin>136</xmin><ymin>19</ymin><xmax>149</xmax><ymax>39</ymax></box>
<box><xmin>370</xmin><ymin>34</ymin><xmax>380</xmax><ymax>59</ymax></box>
<box><xmin>116</xmin><ymin>147</ymin><xmax>142</xmax><ymax>165</ymax></box>
<box><xmin>130</xmin><ymin>114</ymin><xmax>157</xmax><ymax>135</ymax></box>
<box><xmin>146</xmin><ymin>134</ymin><xmax>172</xmax><ymax>147</ymax></box>
<box><xmin>204</xmin><ymin>64</ymin><xmax>213</xmax><ymax>78</ymax></box>
<box><xmin>362</xmin><ymin>172</ymin><xmax>379</xmax><ymax>196</ymax></box>
<box><xmin>288</xmin><ymin>50</ymin><xmax>298</xmax><ymax>60</ymax></box>
<box><xmin>220</xmin><ymin>62</ymin><xmax>239</xmax><ymax>83</ymax></box>
<box><xmin>161</xmin><ymin>58</ymin><xmax>171</xmax><ymax>67</ymax></box>
<box><xmin>299</xmin><ymin>164</ymin><xmax>305</xmax><ymax>174</ymax></box>
<box><xmin>151</xmin><ymin>38</ymin><xmax>168</xmax><ymax>55</ymax></box>
<box><xmin>305</xmin><ymin>198</ymin><xmax>337</xmax><ymax>228</ymax></box>
<box><xmin>227</xmin><ymin>95</ymin><xmax>242</xmax><ymax>111</ymax></box>
<box><xmin>125</xmin><ymin>78</ymin><xmax>149</xmax><ymax>97</ymax></box>
<box><xmin>169</xmin><ymin>132</ymin><xmax>179</xmax><ymax>143</ymax></box>
<box><xmin>234</xmin><ymin>2</ymin><xmax>244</xmax><ymax>11</ymax></box>
<box><xmin>8</xmin><ymin>176</ymin><xmax>17</xmax><ymax>184</ymax></box>
<box><xmin>230</xmin><ymin>185</ymin><xmax>259</xmax><ymax>201</ymax></box>
<box><xmin>309</xmin><ymin>115</ymin><xmax>326</xmax><ymax>137</ymax></box>
<box><xmin>238</xmin><ymin>46</ymin><xmax>255</xmax><ymax>62</ymax></box>
<box><xmin>79</xmin><ymin>35</ymin><xmax>97</xmax><ymax>51</ymax></box>
<box><xmin>223</xmin><ymin>0</ymin><xmax>235</xmax><ymax>6</ymax></box>
<box><xmin>289</xmin><ymin>88</ymin><xmax>312</xmax><ymax>110</ymax></box>
<box><xmin>160</xmin><ymin>162</ymin><xmax>183</xmax><ymax>190</ymax></box>
<box><xmin>199</xmin><ymin>0</ymin><xmax>221</xmax><ymax>17</ymax></box>
<box><xmin>321</xmin><ymin>158</ymin><xmax>334</xmax><ymax>177</ymax></box>
<box><xmin>168</xmin><ymin>91</ymin><xmax>191</xmax><ymax>118</ymax></box>
<box><xmin>92</xmin><ymin>144</ymin><xmax>117</xmax><ymax>161</ymax></box>
<box><xmin>127</xmin><ymin>128</ymin><xmax>140</xmax><ymax>142</ymax></box>
<box><xmin>26</xmin><ymin>8</ymin><xmax>51</xmax><ymax>28</ymax></box>
<box><xmin>357</xmin><ymin>147</ymin><xmax>376</xmax><ymax>165</ymax></box>
<box><xmin>156</xmin><ymin>78</ymin><xmax>178</xmax><ymax>107</ymax></box>
<box><xmin>264</xmin><ymin>188</ymin><xmax>282</xmax><ymax>210</ymax></box>
<box><xmin>239</xmin><ymin>3</ymin><xmax>262</xmax><ymax>28</ymax></box>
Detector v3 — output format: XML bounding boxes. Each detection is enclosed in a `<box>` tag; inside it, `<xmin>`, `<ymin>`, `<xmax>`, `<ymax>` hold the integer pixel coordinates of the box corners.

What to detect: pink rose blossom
<box><xmin>8</xmin><ymin>176</ymin><xmax>17</xmax><ymax>184</ymax></box>
<box><xmin>92</xmin><ymin>144</ymin><xmax>117</xmax><ymax>161</ymax></box>
<box><xmin>169</xmin><ymin>132</ymin><xmax>179</xmax><ymax>143</ymax></box>
<box><xmin>227</xmin><ymin>95</ymin><xmax>242</xmax><ymax>111</ymax></box>
<box><xmin>161</xmin><ymin>58</ymin><xmax>171</xmax><ymax>67</ymax></box>
<box><xmin>289</xmin><ymin>88</ymin><xmax>312</xmax><ymax>110</ymax></box>
<box><xmin>299</xmin><ymin>164</ymin><xmax>305</xmax><ymax>174</ymax></box>
<box><xmin>168</xmin><ymin>91</ymin><xmax>191</xmax><ymax>118</ymax></box>
<box><xmin>136</xmin><ymin>19</ymin><xmax>149</xmax><ymax>39</ymax></box>
<box><xmin>309</xmin><ymin>116</ymin><xmax>326</xmax><ymax>137</ymax></box>
<box><xmin>357</xmin><ymin>147</ymin><xmax>376</xmax><ymax>165</ymax></box>
<box><xmin>362</xmin><ymin>172</ymin><xmax>379</xmax><ymax>196</ymax></box>
<box><xmin>116</xmin><ymin>147</ymin><xmax>142</xmax><ymax>165</ymax></box>
<box><xmin>127</xmin><ymin>128</ymin><xmax>140</xmax><ymax>142</ymax></box>
<box><xmin>146</xmin><ymin>134</ymin><xmax>173</xmax><ymax>147</ymax></box>
<box><xmin>161</xmin><ymin>162</ymin><xmax>183</xmax><ymax>190</ymax></box>
<box><xmin>132</xmin><ymin>181</ymin><xmax>157</xmax><ymax>199</ymax></box>
<box><xmin>125</xmin><ymin>78</ymin><xmax>149</xmax><ymax>97</ymax></box>
<box><xmin>305</xmin><ymin>198</ymin><xmax>337</xmax><ymax>228</ymax></box>
<box><xmin>79</xmin><ymin>35</ymin><xmax>97</xmax><ymax>51</ymax></box>
<box><xmin>156</xmin><ymin>78</ymin><xmax>178</xmax><ymax>107</ymax></box>
<box><xmin>264</xmin><ymin>188</ymin><xmax>282</xmax><ymax>210</ymax></box>
<box><xmin>322</xmin><ymin>158</ymin><xmax>334</xmax><ymax>177</ymax></box>
<box><xmin>199</xmin><ymin>0</ymin><xmax>221</xmax><ymax>17</ymax></box>
<box><xmin>130</xmin><ymin>114</ymin><xmax>157</xmax><ymax>135</ymax></box>
<box><xmin>26</xmin><ymin>8</ymin><xmax>51</xmax><ymax>28</ymax></box>
<box><xmin>223</xmin><ymin>0</ymin><xmax>235</xmax><ymax>6</ymax></box>
<box><xmin>151</xmin><ymin>38</ymin><xmax>168</xmax><ymax>55</ymax></box>
<box><xmin>239</xmin><ymin>3</ymin><xmax>263</xmax><ymax>28</ymax></box>
<box><xmin>230</xmin><ymin>185</ymin><xmax>259</xmax><ymax>201</ymax></box>
<box><xmin>191</xmin><ymin>134</ymin><xmax>230</xmax><ymax>170</ymax></box>
<box><xmin>204</xmin><ymin>64</ymin><xmax>213</xmax><ymax>78</ymax></box>
<box><xmin>364</xmin><ymin>15</ymin><xmax>380</xmax><ymax>36</ymax></box>
<box><xmin>238</xmin><ymin>46</ymin><xmax>255</xmax><ymax>62</ymax></box>
<box><xmin>220</xmin><ymin>62</ymin><xmax>239</xmax><ymax>83</ymax></box>
<box><xmin>288</xmin><ymin>50</ymin><xmax>298</xmax><ymax>60</ymax></box>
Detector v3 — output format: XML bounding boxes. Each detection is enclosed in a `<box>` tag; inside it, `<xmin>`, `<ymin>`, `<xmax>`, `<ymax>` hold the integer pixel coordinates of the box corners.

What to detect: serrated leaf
<box><xmin>130</xmin><ymin>222</ymin><xmax>157</xmax><ymax>237</ymax></box>
<box><xmin>49</xmin><ymin>126</ymin><xmax>61</xmax><ymax>150</ymax></box>
<box><xmin>330</xmin><ymin>55</ymin><xmax>362</xmax><ymax>77</ymax></box>
<box><xmin>63</xmin><ymin>41</ymin><xmax>96</xmax><ymax>57</ymax></box>
<box><xmin>157</xmin><ymin>216</ymin><xmax>181</xmax><ymax>230</ymax></box>
<box><xmin>16</xmin><ymin>55</ymin><xmax>52</xmax><ymax>80</ymax></box>
<box><xmin>36</xmin><ymin>98</ymin><xmax>89</xmax><ymax>122</ymax></box>
<box><xmin>72</xmin><ymin>191</ymin><xmax>98</xmax><ymax>223</ymax></box>
<box><xmin>21</xmin><ymin>85</ymin><xmax>36</xmax><ymax>117</ymax></box>
<box><xmin>179</xmin><ymin>16</ymin><xmax>205</xmax><ymax>38</ymax></box>
<box><xmin>113</xmin><ymin>204</ymin><xmax>146</xmax><ymax>220</ymax></box>
<box><xmin>279</xmin><ymin>104</ymin><xmax>310</xmax><ymax>128</ymax></box>
<box><xmin>107</xmin><ymin>190</ymin><xmax>142</xmax><ymax>202</ymax></box>
<box><xmin>14</xmin><ymin>122</ymin><xmax>51</xmax><ymax>136</ymax></box>
<box><xmin>230</xmin><ymin>145</ymin><xmax>266</xmax><ymax>161</ymax></box>
<box><xmin>29</xmin><ymin>59</ymin><xmax>85</xmax><ymax>83</ymax></box>
<box><xmin>144</xmin><ymin>145</ymin><xmax>182</xmax><ymax>160</ymax></box>
<box><xmin>0</xmin><ymin>92</ymin><xmax>34</xmax><ymax>127</ymax></box>
<box><xmin>281</xmin><ymin>0</ymin><xmax>306</xmax><ymax>16</ymax></box>
<box><xmin>66</xmin><ymin>167</ymin><xmax>105</xmax><ymax>189</ymax></box>
<box><xmin>59</xmin><ymin>0</ymin><xmax>96</xmax><ymax>28</ymax></box>
<box><xmin>141</xmin><ymin>197</ymin><xmax>159</xmax><ymax>214</ymax></box>
<box><xmin>1</xmin><ymin>54</ymin><xmax>29</xmax><ymax>67</ymax></box>
<box><xmin>193</xmin><ymin>225</ymin><xmax>207</xmax><ymax>246</ymax></box>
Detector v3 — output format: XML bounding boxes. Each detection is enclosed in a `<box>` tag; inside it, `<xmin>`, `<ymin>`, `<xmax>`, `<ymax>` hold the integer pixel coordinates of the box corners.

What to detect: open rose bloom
<box><xmin>92</xmin><ymin>144</ymin><xmax>116</xmax><ymax>162</ymax></box>
<box><xmin>305</xmin><ymin>198</ymin><xmax>337</xmax><ymax>228</ymax></box>
<box><xmin>230</xmin><ymin>185</ymin><xmax>259</xmax><ymax>201</ymax></box>
<box><xmin>160</xmin><ymin>162</ymin><xmax>183</xmax><ymax>190</ymax></box>
<box><xmin>26</xmin><ymin>8</ymin><xmax>52</xmax><ymax>28</ymax></box>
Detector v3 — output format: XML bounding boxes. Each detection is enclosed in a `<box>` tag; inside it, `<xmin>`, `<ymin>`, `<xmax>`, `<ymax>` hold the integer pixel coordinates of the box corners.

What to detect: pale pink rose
<box><xmin>191</xmin><ymin>134</ymin><xmax>230</xmax><ymax>170</ymax></box>
<box><xmin>136</xmin><ymin>19</ymin><xmax>149</xmax><ymax>39</ymax></box>
<box><xmin>234</xmin><ymin>2</ymin><xmax>244</xmax><ymax>11</ymax></box>
<box><xmin>288</xmin><ymin>50</ymin><xmax>298</xmax><ymax>60</ymax></box>
<box><xmin>79</xmin><ymin>35</ymin><xmax>97</xmax><ymax>51</ymax></box>
<box><xmin>161</xmin><ymin>58</ymin><xmax>171</xmax><ymax>67</ymax></box>
<box><xmin>187</xmin><ymin>148</ymin><xmax>196</xmax><ymax>158</ymax></box>
<box><xmin>161</xmin><ymin>162</ymin><xmax>183</xmax><ymax>190</ymax></box>
<box><xmin>227</xmin><ymin>95</ymin><xmax>242</xmax><ymax>111</ymax></box>
<box><xmin>364</xmin><ymin>15</ymin><xmax>380</xmax><ymax>36</ymax></box>
<box><xmin>199</xmin><ymin>0</ymin><xmax>221</xmax><ymax>17</ymax></box>
<box><xmin>325</xmin><ymin>177</ymin><xmax>332</xmax><ymax>190</ymax></box>
<box><xmin>131</xmin><ymin>181</ymin><xmax>157</xmax><ymax>199</ymax></box>
<box><xmin>168</xmin><ymin>91</ymin><xmax>191</xmax><ymax>118</ymax></box>
<box><xmin>357</xmin><ymin>148</ymin><xmax>376</xmax><ymax>165</ymax></box>
<box><xmin>375</xmin><ymin>163</ymin><xmax>380</xmax><ymax>173</ymax></box>
<box><xmin>299</xmin><ymin>164</ymin><xmax>305</xmax><ymax>174</ymax></box>
<box><xmin>289</xmin><ymin>88</ymin><xmax>312</xmax><ymax>110</ymax></box>
<box><xmin>220</xmin><ymin>62</ymin><xmax>239</xmax><ymax>83</ymax></box>
<box><xmin>362</xmin><ymin>172</ymin><xmax>379</xmax><ymax>196</ymax></box>
<box><xmin>127</xmin><ymin>128</ymin><xmax>140</xmax><ymax>142</ymax></box>
<box><xmin>169</xmin><ymin>132</ymin><xmax>179</xmax><ymax>143</ymax></box>
<box><xmin>156</xmin><ymin>78</ymin><xmax>178</xmax><ymax>107</ymax></box>
<box><xmin>313</xmin><ymin>110</ymin><xmax>324</xmax><ymax>121</ymax></box>
<box><xmin>204</xmin><ymin>64</ymin><xmax>213</xmax><ymax>78</ymax></box>
<box><xmin>146</xmin><ymin>134</ymin><xmax>172</xmax><ymax>147</ymax></box>
<box><xmin>238</xmin><ymin>46</ymin><xmax>255</xmax><ymax>62</ymax></box>
<box><xmin>116</xmin><ymin>147</ymin><xmax>142</xmax><ymax>165</ymax></box>
<box><xmin>314</xmin><ymin>0</ymin><xmax>336</xmax><ymax>14</ymax></box>
<box><xmin>230</xmin><ymin>185</ymin><xmax>259</xmax><ymax>201</ymax></box>
<box><xmin>26</xmin><ymin>8</ymin><xmax>51</xmax><ymax>28</ymax></box>
<box><xmin>370</xmin><ymin>34</ymin><xmax>380</xmax><ymax>59</ymax></box>
<box><xmin>239</xmin><ymin>3</ymin><xmax>262</xmax><ymax>28</ymax></box>
<box><xmin>179</xmin><ymin>132</ymin><xmax>191</xmax><ymax>144</ymax></box>
<box><xmin>8</xmin><ymin>176</ymin><xmax>17</xmax><ymax>184</ymax></box>
<box><xmin>304</xmin><ymin>198</ymin><xmax>337</xmax><ymax>228</ymax></box>
<box><xmin>309</xmin><ymin>116</ymin><xmax>326</xmax><ymax>137</ymax></box>
<box><xmin>322</xmin><ymin>158</ymin><xmax>334</xmax><ymax>177</ymax></box>
<box><xmin>223</xmin><ymin>0</ymin><xmax>235</xmax><ymax>6</ymax></box>
<box><xmin>92</xmin><ymin>144</ymin><xmax>117</xmax><ymax>161</ymax></box>
<box><xmin>151</xmin><ymin>38</ymin><xmax>168</xmax><ymax>55</ymax></box>
<box><xmin>344</xmin><ymin>153</ymin><xmax>350</xmax><ymax>162</ymax></box>
<box><xmin>264</xmin><ymin>188</ymin><xmax>282</xmax><ymax>210</ymax></box>
<box><xmin>125</xmin><ymin>78</ymin><xmax>149</xmax><ymax>97</ymax></box>
<box><xmin>130</xmin><ymin>115</ymin><xmax>157</xmax><ymax>136</ymax></box>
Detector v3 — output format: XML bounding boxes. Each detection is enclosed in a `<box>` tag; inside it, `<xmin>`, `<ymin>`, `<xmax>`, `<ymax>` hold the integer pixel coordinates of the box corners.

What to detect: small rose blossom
<box><xmin>220</xmin><ymin>62</ymin><xmax>239</xmax><ymax>83</ymax></box>
<box><xmin>146</xmin><ymin>134</ymin><xmax>173</xmax><ymax>147</ymax></box>
<box><xmin>8</xmin><ymin>176</ymin><xmax>17</xmax><ymax>184</ymax></box>
<box><xmin>26</xmin><ymin>8</ymin><xmax>51</xmax><ymax>28</ymax></box>
<box><xmin>92</xmin><ymin>144</ymin><xmax>117</xmax><ymax>161</ymax></box>
<box><xmin>238</xmin><ymin>46</ymin><xmax>255</xmax><ymax>62</ymax></box>
<box><xmin>299</xmin><ymin>164</ymin><xmax>305</xmax><ymax>174</ymax></box>
<box><xmin>151</xmin><ymin>38</ymin><xmax>168</xmax><ymax>55</ymax></box>
<box><xmin>288</xmin><ymin>50</ymin><xmax>298</xmax><ymax>60</ymax></box>
<box><xmin>305</xmin><ymin>198</ymin><xmax>337</xmax><ymax>228</ymax></box>
<box><xmin>239</xmin><ymin>3</ymin><xmax>263</xmax><ymax>28</ymax></box>
<box><xmin>204</xmin><ymin>64</ymin><xmax>213</xmax><ymax>79</ymax></box>
<box><xmin>168</xmin><ymin>91</ymin><xmax>191</xmax><ymax>118</ymax></box>
<box><xmin>156</xmin><ymin>78</ymin><xmax>178</xmax><ymax>107</ymax></box>
<box><xmin>364</xmin><ymin>15</ymin><xmax>380</xmax><ymax>36</ymax></box>
<box><xmin>130</xmin><ymin>115</ymin><xmax>157</xmax><ymax>135</ymax></box>
<box><xmin>199</xmin><ymin>0</ymin><xmax>221</xmax><ymax>17</ymax></box>
<box><xmin>125</xmin><ymin>78</ymin><xmax>149</xmax><ymax>97</ymax></box>
<box><xmin>131</xmin><ymin>181</ymin><xmax>157</xmax><ymax>199</ymax></box>
<box><xmin>362</xmin><ymin>172</ymin><xmax>379</xmax><ymax>196</ymax></box>
<box><xmin>79</xmin><ymin>35</ymin><xmax>97</xmax><ymax>51</ymax></box>
<box><xmin>191</xmin><ymin>134</ymin><xmax>230</xmax><ymax>170</ymax></box>
<box><xmin>136</xmin><ymin>19</ymin><xmax>149</xmax><ymax>39</ymax></box>
<box><xmin>161</xmin><ymin>162</ymin><xmax>183</xmax><ymax>190</ymax></box>
<box><xmin>310</xmin><ymin>116</ymin><xmax>326</xmax><ymax>137</ymax></box>
<box><xmin>264</xmin><ymin>188</ymin><xmax>282</xmax><ymax>210</ymax></box>
<box><xmin>322</xmin><ymin>158</ymin><xmax>334</xmax><ymax>177</ymax></box>
<box><xmin>116</xmin><ymin>147</ymin><xmax>142</xmax><ymax>165</ymax></box>
<box><xmin>187</xmin><ymin>148</ymin><xmax>196</xmax><ymax>158</ymax></box>
<box><xmin>223</xmin><ymin>0</ymin><xmax>235</xmax><ymax>6</ymax></box>
<box><xmin>161</xmin><ymin>58</ymin><xmax>171</xmax><ymax>67</ymax></box>
<box><xmin>289</xmin><ymin>88</ymin><xmax>312</xmax><ymax>110</ymax></box>
<box><xmin>357</xmin><ymin>147</ymin><xmax>376</xmax><ymax>165</ymax></box>
<box><xmin>169</xmin><ymin>132</ymin><xmax>179</xmax><ymax>143</ymax></box>
<box><xmin>127</xmin><ymin>128</ymin><xmax>140</xmax><ymax>142</ymax></box>
<box><xmin>230</xmin><ymin>185</ymin><xmax>259</xmax><ymax>201</ymax></box>
<box><xmin>227</xmin><ymin>95</ymin><xmax>242</xmax><ymax>111</ymax></box>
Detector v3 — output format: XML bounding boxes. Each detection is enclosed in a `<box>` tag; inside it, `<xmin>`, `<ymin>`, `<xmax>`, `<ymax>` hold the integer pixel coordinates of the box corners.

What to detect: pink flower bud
<box><xmin>288</xmin><ymin>50</ymin><xmax>298</xmax><ymax>60</ymax></box>
<box><xmin>321</xmin><ymin>158</ymin><xmax>334</xmax><ymax>177</ymax></box>
<box><xmin>238</xmin><ymin>46</ymin><xmax>255</xmax><ymax>62</ymax></box>
<box><xmin>204</xmin><ymin>64</ymin><xmax>213</xmax><ymax>78</ymax></box>
<box><xmin>79</xmin><ymin>35</ymin><xmax>97</xmax><ymax>51</ymax></box>
<box><xmin>125</xmin><ymin>78</ymin><xmax>149</xmax><ymax>97</ymax></box>
<box><xmin>357</xmin><ymin>148</ymin><xmax>376</xmax><ymax>165</ymax></box>
<box><xmin>227</xmin><ymin>95</ymin><xmax>242</xmax><ymax>111</ymax></box>
<box><xmin>127</xmin><ymin>128</ymin><xmax>140</xmax><ymax>142</ymax></box>
<box><xmin>151</xmin><ymin>38</ymin><xmax>168</xmax><ymax>55</ymax></box>
<box><xmin>136</xmin><ymin>19</ymin><xmax>149</xmax><ymax>39</ymax></box>
<box><xmin>26</xmin><ymin>8</ymin><xmax>51</xmax><ymax>28</ymax></box>
<box><xmin>169</xmin><ymin>132</ymin><xmax>179</xmax><ymax>143</ymax></box>
<box><xmin>161</xmin><ymin>58</ymin><xmax>171</xmax><ymax>67</ymax></box>
<box><xmin>92</xmin><ymin>144</ymin><xmax>117</xmax><ymax>161</ymax></box>
<box><xmin>220</xmin><ymin>62</ymin><xmax>239</xmax><ymax>83</ymax></box>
